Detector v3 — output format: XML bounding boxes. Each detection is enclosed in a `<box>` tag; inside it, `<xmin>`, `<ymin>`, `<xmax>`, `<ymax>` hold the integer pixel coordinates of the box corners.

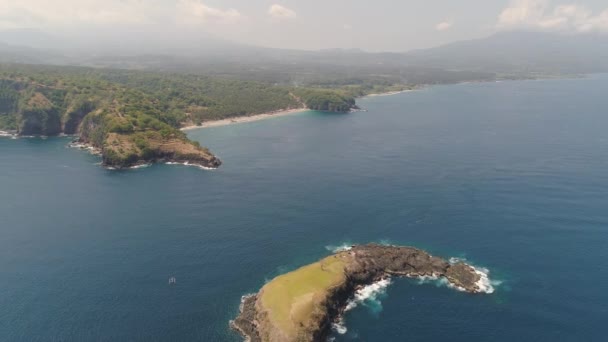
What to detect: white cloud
<box><xmin>268</xmin><ymin>4</ymin><xmax>297</xmax><ymax>20</ymax></box>
<box><xmin>0</xmin><ymin>0</ymin><xmax>152</xmax><ymax>29</ymax></box>
<box><xmin>498</xmin><ymin>0</ymin><xmax>548</xmax><ymax>28</ymax></box>
<box><xmin>498</xmin><ymin>0</ymin><xmax>608</xmax><ymax>33</ymax></box>
<box><xmin>435</xmin><ymin>21</ymin><xmax>453</xmax><ymax>31</ymax></box>
<box><xmin>176</xmin><ymin>0</ymin><xmax>242</xmax><ymax>25</ymax></box>
<box><xmin>0</xmin><ymin>0</ymin><xmax>243</xmax><ymax>29</ymax></box>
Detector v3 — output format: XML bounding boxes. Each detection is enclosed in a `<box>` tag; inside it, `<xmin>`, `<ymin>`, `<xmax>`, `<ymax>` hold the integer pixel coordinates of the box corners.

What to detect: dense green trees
<box><xmin>293</xmin><ymin>89</ymin><xmax>356</xmax><ymax>112</ymax></box>
<box><xmin>95</xmin><ymin>70</ymin><xmax>301</xmax><ymax>124</ymax></box>
<box><xmin>0</xmin><ymin>64</ymin><xmax>361</xmax><ymax>135</ymax></box>
<box><xmin>0</xmin><ymin>80</ymin><xmax>19</xmax><ymax>129</ymax></box>
<box><xmin>0</xmin><ymin>64</ymin><xmax>363</xmax><ymax>167</ymax></box>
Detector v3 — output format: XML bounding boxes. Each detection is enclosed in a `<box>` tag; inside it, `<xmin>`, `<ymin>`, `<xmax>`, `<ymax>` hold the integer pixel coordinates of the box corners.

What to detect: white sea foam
<box><xmin>472</xmin><ymin>266</ymin><xmax>502</xmax><ymax>294</ymax></box>
<box><xmin>165</xmin><ymin>161</ymin><xmax>216</xmax><ymax>170</ymax></box>
<box><xmin>239</xmin><ymin>293</ymin><xmax>256</xmax><ymax>310</ymax></box>
<box><xmin>130</xmin><ymin>164</ymin><xmax>151</xmax><ymax>169</ymax></box>
<box><xmin>331</xmin><ymin>317</ymin><xmax>348</xmax><ymax>335</ymax></box>
<box><xmin>449</xmin><ymin>257</ymin><xmax>465</xmax><ymax>264</ymax></box>
<box><xmin>378</xmin><ymin>239</ymin><xmax>395</xmax><ymax>246</ymax></box>
<box><xmin>448</xmin><ymin>257</ymin><xmax>501</xmax><ymax>294</ymax></box>
<box><xmin>344</xmin><ymin>278</ymin><xmax>392</xmax><ymax>312</ymax></box>
<box><xmin>414</xmin><ymin>273</ymin><xmax>440</xmax><ymax>283</ymax></box>
<box><xmin>325</xmin><ymin>243</ymin><xmax>353</xmax><ymax>253</ymax></box>
<box><xmin>331</xmin><ymin>278</ymin><xmax>392</xmax><ymax>335</ymax></box>
<box><xmin>0</xmin><ymin>130</ymin><xmax>17</xmax><ymax>138</ymax></box>
<box><xmin>67</xmin><ymin>142</ymin><xmax>102</xmax><ymax>155</ymax></box>
<box><xmin>411</xmin><ymin>272</ymin><xmax>467</xmax><ymax>291</ymax></box>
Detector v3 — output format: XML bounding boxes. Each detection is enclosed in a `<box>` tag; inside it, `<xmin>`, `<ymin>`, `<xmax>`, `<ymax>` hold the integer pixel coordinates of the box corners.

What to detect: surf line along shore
<box><xmin>231</xmin><ymin>244</ymin><xmax>496</xmax><ymax>342</ymax></box>
<box><xmin>180</xmin><ymin>88</ymin><xmax>422</xmax><ymax>131</ymax></box>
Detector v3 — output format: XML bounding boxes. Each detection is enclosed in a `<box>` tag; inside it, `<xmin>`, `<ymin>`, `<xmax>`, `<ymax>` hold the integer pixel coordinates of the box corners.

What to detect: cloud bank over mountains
<box><xmin>498</xmin><ymin>0</ymin><xmax>608</xmax><ymax>33</ymax></box>
<box><xmin>268</xmin><ymin>4</ymin><xmax>297</xmax><ymax>20</ymax></box>
<box><xmin>0</xmin><ymin>0</ymin><xmax>607</xmax><ymax>51</ymax></box>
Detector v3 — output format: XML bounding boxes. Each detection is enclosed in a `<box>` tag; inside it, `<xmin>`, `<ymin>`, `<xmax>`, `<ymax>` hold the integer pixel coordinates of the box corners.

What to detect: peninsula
<box><xmin>232</xmin><ymin>244</ymin><xmax>490</xmax><ymax>342</ymax></box>
<box><xmin>0</xmin><ymin>64</ymin><xmax>362</xmax><ymax>169</ymax></box>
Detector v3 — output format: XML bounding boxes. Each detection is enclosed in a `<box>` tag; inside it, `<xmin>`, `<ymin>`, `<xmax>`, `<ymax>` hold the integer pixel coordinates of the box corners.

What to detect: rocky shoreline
<box><xmin>68</xmin><ymin>138</ymin><xmax>221</xmax><ymax>170</ymax></box>
<box><xmin>0</xmin><ymin>130</ymin><xmax>18</xmax><ymax>139</ymax></box>
<box><xmin>232</xmin><ymin>244</ymin><xmax>491</xmax><ymax>342</ymax></box>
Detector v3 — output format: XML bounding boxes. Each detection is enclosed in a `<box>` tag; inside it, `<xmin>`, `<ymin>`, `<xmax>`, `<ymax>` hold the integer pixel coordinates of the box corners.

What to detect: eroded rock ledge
<box><xmin>232</xmin><ymin>244</ymin><xmax>488</xmax><ymax>342</ymax></box>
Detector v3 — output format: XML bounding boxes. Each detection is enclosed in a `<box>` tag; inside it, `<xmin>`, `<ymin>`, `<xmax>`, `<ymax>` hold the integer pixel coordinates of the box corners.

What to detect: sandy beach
<box><xmin>364</xmin><ymin>88</ymin><xmax>418</xmax><ymax>98</ymax></box>
<box><xmin>181</xmin><ymin>108</ymin><xmax>309</xmax><ymax>131</ymax></box>
<box><xmin>180</xmin><ymin>89</ymin><xmax>420</xmax><ymax>132</ymax></box>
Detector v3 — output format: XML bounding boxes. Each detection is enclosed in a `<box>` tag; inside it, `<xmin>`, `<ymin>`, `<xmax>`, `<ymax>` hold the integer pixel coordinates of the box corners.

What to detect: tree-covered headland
<box><xmin>0</xmin><ymin>64</ymin><xmax>369</xmax><ymax>168</ymax></box>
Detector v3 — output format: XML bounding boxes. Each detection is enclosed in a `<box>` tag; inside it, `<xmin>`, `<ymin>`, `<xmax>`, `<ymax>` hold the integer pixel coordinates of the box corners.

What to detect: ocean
<box><xmin>1</xmin><ymin>76</ymin><xmax>607</xmax><ymax>341</ymax></box>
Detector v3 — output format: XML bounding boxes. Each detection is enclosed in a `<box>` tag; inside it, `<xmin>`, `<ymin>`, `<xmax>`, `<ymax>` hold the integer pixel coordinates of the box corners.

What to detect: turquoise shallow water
<box><xmin>1</xmin><ymin>76</ymin><xmax>607</xmax><ymax>341</ymax></box>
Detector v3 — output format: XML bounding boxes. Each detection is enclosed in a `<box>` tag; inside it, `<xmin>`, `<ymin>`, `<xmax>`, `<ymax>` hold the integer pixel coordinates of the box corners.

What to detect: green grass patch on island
<box><xmin>259</xmin><ymin>255</ymin><xmax>349</xmax><ymax>339</ymax></box>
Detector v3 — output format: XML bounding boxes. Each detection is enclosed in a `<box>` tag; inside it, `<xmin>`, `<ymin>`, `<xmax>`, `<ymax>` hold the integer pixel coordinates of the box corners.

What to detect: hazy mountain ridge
<box><xmin>405</xmin><ymin>31</ymin><xmax>608</xmax><ymax>74</ymax></box>
<box><xmin>2</xmin><ymin>30</ymin><xmax>607</xmax><ymax>86</ymax></box>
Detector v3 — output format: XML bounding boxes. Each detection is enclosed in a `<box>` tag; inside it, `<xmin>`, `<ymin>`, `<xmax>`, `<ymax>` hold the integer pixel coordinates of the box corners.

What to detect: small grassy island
<box><xmin>0</xmin><ymin>64</ymin><xmax>363</xmax><ymax>169</ymax></box>
<box><xmin>232</xmin><ymin>244</ymin><xmax>490</xmax><ymax>342</ymax></box>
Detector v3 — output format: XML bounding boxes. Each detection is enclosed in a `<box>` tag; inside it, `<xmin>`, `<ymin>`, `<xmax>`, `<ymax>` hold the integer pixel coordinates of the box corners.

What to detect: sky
<box><xmin>0</xmin><ymin>0</ymin><xmax>607</xmax><ymax>51</ymax></box>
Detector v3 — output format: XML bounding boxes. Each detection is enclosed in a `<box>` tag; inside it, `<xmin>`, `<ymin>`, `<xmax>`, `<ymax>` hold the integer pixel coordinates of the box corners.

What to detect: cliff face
<box><xmin>18</xmin><ymin>92</ymin><xmax>62</xmax><ymax>136</ymax></box>
<box><xmin>1</xmin><ymin>77</ymin><xmax>223</xmax><ymax>170</ymax></box>
<box><xmin>71</xmin><ymin>113</ymin><xmax>223</xmax><ymax>169</ymax></box>
<box><xmin>1</xmin><ymin>65</ymin><xmax>367</xmax><ymax>170</ymax></box>
<box><xmin>77</xmin><ymin>114</ymin><xmax>221</xmax><ymax>169</ymax></box>
<box><xmin>63</xmin><ymin>101</ymin><xmax>96</xmax><ymax>135</ymax></box>
<box><xmin>232</xmin><ymin>244</ymin><xmax>488</xmax><ymax>342</ymax></box>
<box><xmin>99</xmin><ymin>132</ymin><xmax>221</xmax><ymax>169</ymax></box>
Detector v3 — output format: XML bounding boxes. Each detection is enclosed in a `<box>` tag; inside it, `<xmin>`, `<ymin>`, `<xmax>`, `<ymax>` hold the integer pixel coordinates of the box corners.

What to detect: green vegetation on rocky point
<box><xmin>259</xmin><ymin>255</ymin><xmax>348</xmax><ymax>340</ymax></box>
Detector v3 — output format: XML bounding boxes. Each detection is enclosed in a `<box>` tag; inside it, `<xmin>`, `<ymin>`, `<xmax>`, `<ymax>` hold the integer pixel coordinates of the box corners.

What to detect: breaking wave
<box><xmin>325</xmin><ymin>243</ymin><xmax>353</xmax><ymax>253</ymax></box>
<box><xmin>328</xmin><ymin>254</ymin><xmax>500</xmax><ymax>337</ymax></box>
<box><xmin>165</xmin><ymin>161</ymin><xmax>216</xmax><ymax>170</ymax></box>
<box><xmin>324</xmin><ymin>240</ymin><xmax>395</xmax><ymax>253</ymax></box>
<box><xmin>410</xmin><ymin>272</ymin><xmax>465</xmax><ymax>291</ymax></box>
<box><xmin>0</xmin><ymin>131</ymin><xmax>17</xmax><ymax>139</ymax></box>
<box><xmin>406</xmin><ymin>258</ymin><xmax>502</xmax><ymax>294</ymax></box>
<box><xmin>345</xmin><ymin>278</ymin><xmax>392</xmax><ymax>312</ymax></box>
<box><xmin>130</xmin><ymin>164</ymin><xmax>151</xmax><ymax>169</ymax></box>
<box><xmin>331</xmin><ymin>317</ymin><xmax>348</xmax><ymax>335</ymax></box>
<box><xmin>449</xmin><ymin>257</ymin><xmax>501</xmax><ymax>294</ymax></box>
<box><xmin>67</xmin><ymin>142</ymin><xmax>102</xmax><ymax>155</ymax></box>
<box><xmin>472</xmin><ymin>266</ymin><xmax>500</xmax><ymax>294</ymax></box>
<box><xmin>332</xmin><ymin>278</ymin><xmax>392</xmax><ymax>335</ymax></box>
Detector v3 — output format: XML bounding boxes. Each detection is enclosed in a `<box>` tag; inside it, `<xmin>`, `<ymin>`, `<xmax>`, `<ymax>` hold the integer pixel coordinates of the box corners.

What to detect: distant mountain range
<box><xmin>2</xmin><ymin>29</ymin><xmax>608</xmax><ymax>83</ymax></box>
<box><xmin>406</xmin><ymin>31</ymin><xmax>608</xmax><ymax>74</ymax></box>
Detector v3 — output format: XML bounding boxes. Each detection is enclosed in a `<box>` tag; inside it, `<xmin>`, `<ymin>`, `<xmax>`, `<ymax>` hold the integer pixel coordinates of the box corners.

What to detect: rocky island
<box><xmin>232</xmin><ymin>244</ymin><xmax>491</xmax><ymax>342</ymax></box>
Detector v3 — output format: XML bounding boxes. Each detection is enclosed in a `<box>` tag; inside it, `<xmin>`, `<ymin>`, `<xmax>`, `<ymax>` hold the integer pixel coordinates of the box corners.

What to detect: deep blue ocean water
<box><xmin>1</xmin><ymin>76</ymin><xmax>607</xmax><ymax>341</ymax></box>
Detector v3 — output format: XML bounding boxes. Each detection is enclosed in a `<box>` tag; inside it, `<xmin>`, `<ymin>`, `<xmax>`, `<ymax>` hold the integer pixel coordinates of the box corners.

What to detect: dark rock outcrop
<box><xmin>63</xmin><ymin>101</ymin><xmax>96</xmax><ymax>135</ymax></box>
<box><xmin>232</xmin><ymin>244</ymin><xmax>488</xmax><ymax>342</ymax></box>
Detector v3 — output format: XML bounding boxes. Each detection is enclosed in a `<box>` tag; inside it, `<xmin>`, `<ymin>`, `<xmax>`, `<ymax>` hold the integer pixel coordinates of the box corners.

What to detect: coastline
<box><xmin>0</xmin><ymin>130</ymin><xmax>18</xmax><ymax>139</ymax></box>
<box><xmin>232</xmin><ymin>244</ymin><xmax>492</xmax><ymax>342</ymax></box>
<box><xmin>181</xmin><ymin>108</ymin><xmax>309</xmax><ymax>131</ymax></box>
<box><xmin>363</xmin><ymin>88</ymin><xmax>418</xmax><ymax>98</ymax></box>
<box><xmin>179</xmin><ymin>88</ymin><xmax>418</xmax><ymax>133</ymax></box>
<box><xmin>67</xmin><ymin>141</ymin><xmax>220</xmax><ymax>171</ymax></box>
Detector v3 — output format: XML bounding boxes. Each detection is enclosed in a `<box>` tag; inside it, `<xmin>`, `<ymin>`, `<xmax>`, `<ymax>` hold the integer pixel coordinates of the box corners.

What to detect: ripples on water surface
<box><xmin>1</xmin><ymin>76</ymin><xmax>607</xmax><ymax>341</ymax></box>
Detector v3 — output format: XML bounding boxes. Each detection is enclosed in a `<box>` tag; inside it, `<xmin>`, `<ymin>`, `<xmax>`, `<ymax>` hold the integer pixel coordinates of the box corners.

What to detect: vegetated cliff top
<box><xmin>0</xmin><ymin>64</ymin><xmax>362</xmax><ymax>168</ymax></box>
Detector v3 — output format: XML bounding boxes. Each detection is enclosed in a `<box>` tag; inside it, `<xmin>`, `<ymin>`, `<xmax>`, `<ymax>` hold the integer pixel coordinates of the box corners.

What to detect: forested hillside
<box><xmin>0</xmin><ymin>64</ymin><xmax>361</xmax><ymax>168</ymax></box>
